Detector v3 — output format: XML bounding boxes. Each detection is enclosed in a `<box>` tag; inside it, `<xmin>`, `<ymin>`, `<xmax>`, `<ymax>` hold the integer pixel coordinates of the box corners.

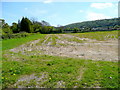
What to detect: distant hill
<box><xmin>64</xmin><ymin>18</ymin><xmax>119</xmax><ymax>28</ymax></box>
<box><xmin>63</xmin><ymin>18</ymin><xmax>120</xmax><ymax>32</ymax></box>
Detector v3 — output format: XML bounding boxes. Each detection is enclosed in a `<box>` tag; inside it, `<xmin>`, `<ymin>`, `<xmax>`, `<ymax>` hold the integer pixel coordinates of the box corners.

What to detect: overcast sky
<box><xmin>1</xmin><ymin>0</ymin><xmax>118</xmax><ymax>26</ymax></box>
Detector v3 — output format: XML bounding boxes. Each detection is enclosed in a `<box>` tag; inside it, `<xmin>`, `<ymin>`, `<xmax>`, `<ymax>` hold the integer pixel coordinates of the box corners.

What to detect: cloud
<box><xmin>86</xmin><ymin>12</ymin><xmax>111</xmax><ymax>20</ymax></box>
<box><xmin>43</xmin><ymin>0</ymin><xmax>53</xmax><ymax>4</ymax></box>
<box><xmin>90</xmin><ymin>3</ymin><xmax>114</xmax><ymax>9</ymax></box>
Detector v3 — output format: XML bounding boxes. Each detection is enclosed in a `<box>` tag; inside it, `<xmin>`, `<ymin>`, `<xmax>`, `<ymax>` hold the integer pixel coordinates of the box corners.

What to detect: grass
<box><xmin>2</xmin><ymin>34</ymin><xmax>46</xmax><ymax>51</ymax></box>
<box><xmin>2</xmin><ymin>52</ymin><xmax>118</xmax><ymax>88</ymax></box>
<box><xmin>71</xmin><ymin>30</ymin><xmax>119</xmax><ymax>41</ymax></box>
<box><xmin>2</xmin><ymin>30</ymin><xmax>119</xmax><ymax>88</ymax></box>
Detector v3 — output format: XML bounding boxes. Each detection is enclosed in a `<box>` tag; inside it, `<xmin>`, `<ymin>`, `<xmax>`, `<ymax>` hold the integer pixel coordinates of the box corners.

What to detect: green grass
<box><xmin>71</xmin><ymin>30</ymin><xmax>119</xmax><ymax>41</ymax></box>
<box><xmin>2</xmin><ymin>34</ymin><xmax>46</xmax><ymax>51</ymax></box>
<box><xmin>2</xmin><ymin>52</ymin><xmax>118</xmax><ymax>88</ymax></box>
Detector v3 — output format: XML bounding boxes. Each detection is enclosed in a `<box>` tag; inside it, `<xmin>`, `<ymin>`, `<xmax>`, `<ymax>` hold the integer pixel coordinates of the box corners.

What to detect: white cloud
<box><xmin>90</xmin><ymin>3</ymin><xmax>114</xmax><ymax>9</ymax></box>
<box><xmin>86</xmin><ymin>12</ymin><xmax>111</xmax><ymax>20</ymax></box>
<box><xmin>43</xmin><ymin>0</ymin><xmax>53</xmax><ymax>3</ymax></box>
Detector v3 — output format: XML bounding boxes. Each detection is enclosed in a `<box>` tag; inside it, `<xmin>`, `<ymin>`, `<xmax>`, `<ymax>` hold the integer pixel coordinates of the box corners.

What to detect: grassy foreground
<box><xmin>2</xmin><ymin>31</ymin><xmax>119</xmax><ymax>88</ymax></box>
<box><xmin>2</xmin><ymin>53</ymin><xmax>118</xmax><ymax>88</ymax></box>
<box><xmin>2</xmin><ymin>34</ymin><xmax>46</xmax><ymax>51</ymax></box>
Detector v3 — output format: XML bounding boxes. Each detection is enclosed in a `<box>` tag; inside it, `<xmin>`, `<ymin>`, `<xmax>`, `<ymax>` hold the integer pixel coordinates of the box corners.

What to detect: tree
<box><xmin>30</xmin><ymin>17</ymin><xmax>38</xmax><ymax>24</ymax></box>
<box><xmin>57</xmin><ymin>25</ymin><xmax>64</xmax><ymax>33</ymax></box>
<box><xmin>2</xmin><ymin>23</ymin><xmax>13</xmax><ymax>34</ymax></box>
<box><xmin>20</xmin><ymin>17</ymin><xmax>33</xmax><ymax>33</ymax></box>
<box><xmin>32</xmin><ymin>20</ymin><xmax>42</xmax><ymax>33</ymax></box>
<box><xmin>18</xmin><ymin>19</ymin><xmax>21</xmax><ymax>31</ymax></box>
<box><xmin>114</xmin><ymin>25</ymin><xmax>120</xmax><ymax>30</ymax></box>
<box><xmin>39</xmin><ymin>26</ymin><xmax>53</xmax><ymax>34</ymax></box>
<box><xmin>58</xmin><ymin>28</ymin><xmax>63</xmax><ymax>33</ymax></box>
<box><xmin>11</xmin><ymin>22</ymin><xmax>19</xmax><ymax>33</ymax></box>
<box><xmin>73</xmin><ymin>27</ymin><xmax>79</xmax><ymax>33</ymax></box>
<box><xmin>41</xmin><ymin>20</ymin><xmax>50</xmax><ymax>26</ymax></box>
<box><xmin>33</xmin><ymin>23</ymin><xmax>42</xmax><ymax>33</ymax></box>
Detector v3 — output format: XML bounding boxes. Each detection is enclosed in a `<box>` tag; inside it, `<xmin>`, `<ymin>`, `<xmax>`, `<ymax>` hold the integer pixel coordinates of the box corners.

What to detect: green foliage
<box><xmin>73</xmin><ymin>28</ymin><xmax>79</xmax><ymax>33</ymax></box>
<box><xmin>11</xmin><ymin>23</ymin><xmax>19</xmax><ymax>33</ymax></box>
<box><xmin>20</xmin><ymin>17</ymin><xmax>33</xmax><ymax>33</ymax></box>
<box><xmin>40</xmin><ymin>26</ymin><xmax>54</xmax><ymax>34</ymax></box>
<box><xmin>56</xmin><ymin>26</ymin><xmax>64</xmax><ymax>33</ymax></box>
<box><xmin>64</xmin><ymin>18</ymin><xmax>120</xmax><ymax>32</ymax></box>
<box><xmin>32</xmin><ymin>22</ymin><xmax>42</xmax><ymax>33</ymax></box>
<box><xmin>18</xmin><ymin>17</ymin><xmax>54</xmax><ymax>34</ymax></box>
<box><xmin>2</xmin><ymin>23</ymin><xmax>13</xmax><ymax>34</ymax></box>
<box><xmin>1</xmin><ymin>32</ymin><xmax>30</xmax><ymax>40</ymax></box>
<box><xmin>41</xmin><ymin>20</ymin><xmax>50</xmax><ymax>26</ymax></box>
<box><xmin>65</xmin><ymin>18</ymin><xmax>119</xmax><ymax>28</ymax></box>
<box><xmin>114</xmin><ymin>25</ymin><xmax>120</xmax><ymax>30</ymax></box>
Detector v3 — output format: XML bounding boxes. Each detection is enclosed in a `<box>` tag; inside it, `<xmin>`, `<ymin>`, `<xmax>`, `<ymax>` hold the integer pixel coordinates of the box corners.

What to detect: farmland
<box><xmin>2</xmin><ymin>30</ymin><xmax>119</xmax><ymax>88</ymax></box>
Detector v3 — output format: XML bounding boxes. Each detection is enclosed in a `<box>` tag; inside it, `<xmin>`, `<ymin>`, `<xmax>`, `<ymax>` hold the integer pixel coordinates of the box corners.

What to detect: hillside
<box><xmin>63</xmin><ymin>18</ymin><xmax>120</xmax><ymax>32</ymax></box>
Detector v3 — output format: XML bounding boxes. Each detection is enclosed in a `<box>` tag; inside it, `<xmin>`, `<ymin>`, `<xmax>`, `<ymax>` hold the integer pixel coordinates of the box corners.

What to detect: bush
<box><xmin>1</xmin><ymin>32</ymin><xmax>31</xmax><ymax>39</ymax></box>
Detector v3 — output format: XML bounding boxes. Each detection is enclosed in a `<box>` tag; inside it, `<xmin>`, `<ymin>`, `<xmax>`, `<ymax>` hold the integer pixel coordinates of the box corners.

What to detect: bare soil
<box><xmin>10</xmin><ymin>34</ymin><xmax>118</xmax><ymax>62</ymax></box>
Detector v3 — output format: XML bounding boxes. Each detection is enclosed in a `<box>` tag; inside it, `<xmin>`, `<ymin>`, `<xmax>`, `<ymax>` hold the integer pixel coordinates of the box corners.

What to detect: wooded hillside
<box><xmin>63</xmin><ymin>18</ymin><xmax>120</xmax><ymax>32</ymax></box>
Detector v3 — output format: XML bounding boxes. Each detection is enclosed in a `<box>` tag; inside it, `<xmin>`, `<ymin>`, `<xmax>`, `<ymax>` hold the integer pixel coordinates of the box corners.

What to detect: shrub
<box><xmin>1</xmin><ymin>32</ymin><xmax>31</xmax><ymax>39</ymax></box>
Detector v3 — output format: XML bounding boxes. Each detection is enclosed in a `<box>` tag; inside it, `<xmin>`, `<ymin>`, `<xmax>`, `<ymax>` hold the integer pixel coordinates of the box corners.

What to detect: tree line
<box><xmin>0</xmin><ymin>17</ymin><xmax>120</xmax><ymax>39</ymax></box>
<box><xmin>1</xmin><ymin>17</ymin><xmax>56</xmax><ymax>34</ymax></box>
<box><xmin>0</xmin><ymin>17</ymin><xmax>64</xmax><ymax>39</ymax></box>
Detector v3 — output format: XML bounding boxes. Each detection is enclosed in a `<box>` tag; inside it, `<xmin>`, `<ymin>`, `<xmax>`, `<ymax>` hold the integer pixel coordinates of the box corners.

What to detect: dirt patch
<box><xmin>10</xmin><ymin>34</ymin><xmax>118</xmax><ymax>62</ymax></box>
<box><xmin>13</xmin><ymin>73</ymin><xmax>48</xmax><ymax>88</ymax></box>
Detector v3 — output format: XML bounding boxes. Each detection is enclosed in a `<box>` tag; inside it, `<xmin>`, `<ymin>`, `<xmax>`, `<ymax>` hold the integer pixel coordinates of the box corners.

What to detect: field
<box><xmin>2</xmin><ymin>31</ymin><xmax>119</xmax><ymax>88</ymax></box>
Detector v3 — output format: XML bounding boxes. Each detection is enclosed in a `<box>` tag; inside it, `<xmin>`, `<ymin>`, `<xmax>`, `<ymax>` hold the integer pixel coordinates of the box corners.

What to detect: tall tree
<box><xmin>20</xmin><ymin>17</ymin><xmax>33</xmax><ymax>33</ymax></box>
<box><xmin>18</xmin><ymin>19</ymin><xmax>21</xmax><ymax>31</ymax></box>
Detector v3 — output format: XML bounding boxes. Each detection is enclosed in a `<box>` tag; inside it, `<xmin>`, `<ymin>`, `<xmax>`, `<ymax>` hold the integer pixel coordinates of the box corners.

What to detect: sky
<box><xmin>1</xmin><ymin>0</ymin><xmax>118</xmax><ymax>26</ymax></box>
